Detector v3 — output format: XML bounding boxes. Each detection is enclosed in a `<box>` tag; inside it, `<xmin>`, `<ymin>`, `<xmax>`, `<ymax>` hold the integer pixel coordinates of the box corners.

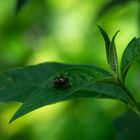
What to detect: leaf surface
<box><xmin>9</xmin><ymin>66</ymin><xmax>130</xmax><ymax>123</ymax></box>
<box><xmin>121</xmin><ymin>38</ymin><xmax>140</xmax><ymax>82</ymax></box>
<box><xmin>98</xmin><ymin>25</ymin><xmax>111</xmax><ymax>63</ymax></box>
<box><xmin>109</xmin><ymin>31</ymin><xmax>119</xmax><ymax>76</ymax></box>
<box><xmin>0</xmin><ymin>62</ymin><xmax>111</xmax><ymax>102</ymax></box>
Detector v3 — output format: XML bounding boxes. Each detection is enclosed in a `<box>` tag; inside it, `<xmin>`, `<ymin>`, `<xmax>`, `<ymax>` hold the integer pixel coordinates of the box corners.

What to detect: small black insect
<box><xmin>53</xmin><ymin>75</ymin><xmax>69</xmax><ymax>89</ymax></box>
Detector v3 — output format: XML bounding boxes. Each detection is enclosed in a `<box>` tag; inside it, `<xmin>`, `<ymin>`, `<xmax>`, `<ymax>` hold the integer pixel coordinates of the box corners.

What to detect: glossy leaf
<box><xmin>70</xmin><ymin>81</ymin><xmax>129</xmax><ymax>103</ymax></box>
<box><xmin>109</xmin><ymin>31</ymin><xmax>119</xmax><ymax>76</ymax></box>
<box><xmin>121</xmin><ymin>37</ymin><xmax>140</xmax><ymax>82</ymax></box>
<box><xmin>98</xmin><ymin>25</ymin><xmax>111</xmax><ymax>63</ymax></box>
<box><xmin>9</xmin><ymin>67</ymin><xmax>131</xmax><ymax>123</ymax></box>
<box><xmin>0</xmin><ymin>62</ymin><xmax>111</xmax><ymax>103</ymax></box>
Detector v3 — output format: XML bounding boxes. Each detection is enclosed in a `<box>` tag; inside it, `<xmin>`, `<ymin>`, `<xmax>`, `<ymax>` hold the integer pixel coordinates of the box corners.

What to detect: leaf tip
<box><xmin>9</xmin><ymin>108</ymin><xmax>23</xmax><ymax>124</ymax></box>
<box><xmin>113</xmin><ymin>30</ymin><xmax>120</xmax><ymax>38</ymax></box>
<box><xmin>9</xmin><ymin>116</ymin><xmax>15</xmax><ymax>124</ymax></box>
<box><xmin>9</xmin><ymin>112</ymin><xmax>22</xmax><ymax>124</ymax></box>
<box><xmin>97</xmin><ymin>25</ymin><xmax>104</xmax><ymax>32</ymax></box>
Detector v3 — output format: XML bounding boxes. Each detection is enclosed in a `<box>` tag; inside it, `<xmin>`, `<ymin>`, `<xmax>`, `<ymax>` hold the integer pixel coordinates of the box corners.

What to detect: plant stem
<box><xmin>117</xmin><ymin>78</ymin><xmax>140</xmax><ymax>117</ymax></box>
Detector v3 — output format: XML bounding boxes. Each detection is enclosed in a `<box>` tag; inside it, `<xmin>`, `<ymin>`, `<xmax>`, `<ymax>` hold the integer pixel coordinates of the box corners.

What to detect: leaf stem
<box><xmin>117</xmin><ymin>78</ymin><xmax>140</xmax><ymax>117</ymax></box>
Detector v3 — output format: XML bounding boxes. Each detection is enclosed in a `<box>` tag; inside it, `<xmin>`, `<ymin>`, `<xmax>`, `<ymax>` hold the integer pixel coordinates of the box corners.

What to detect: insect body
<box><xmin>53</xmin><ymin>75</ymin><xmax>69</xmax><ymax>89</ymax></box>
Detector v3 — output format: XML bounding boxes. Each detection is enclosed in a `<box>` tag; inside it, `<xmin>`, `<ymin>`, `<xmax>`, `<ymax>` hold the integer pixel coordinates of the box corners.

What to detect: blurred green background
<box><xmin>0</xmin><ymin>0</ymin><xmax>140</xmax><ymax>140</ymax></box>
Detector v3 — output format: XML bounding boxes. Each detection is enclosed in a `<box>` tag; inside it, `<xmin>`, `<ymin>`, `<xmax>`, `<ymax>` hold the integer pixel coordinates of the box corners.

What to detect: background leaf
<box><xmin>114</xmin><ymin>110</ymin><xmax>140</xmax><ymax>140</ymax></box>
<box><xmin>9</xmin><ymin>66</ymin><xmax>130</xmax><ymax>123</ymax></box>
<box><xmin>16</xmin><ymin>0</ymin><xmax>30</xmax><ymax>13</ymax></box>
<box><xmin>121</xmin><ymin>38</ymin><xmax>140</xmax><ymax>82</ymax></box>
<box><xmin>96</xmin><ymin>0</ymin><xmax>131</xmax><ymax>20</ymax></box>
<box><xmin>0</xmin><ymin>62</ymin><xmax>111</xmax><ymax>103</ymax></box>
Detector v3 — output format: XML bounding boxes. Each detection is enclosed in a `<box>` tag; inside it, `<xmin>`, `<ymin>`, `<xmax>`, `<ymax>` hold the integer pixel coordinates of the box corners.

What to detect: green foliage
<box><xmin>109</xmin><ymin>31</ymin><xmax>119</xmax><ymax>76</ymax></box>
<box><xmin>0</xmin><ymin>27</ymin><xmax>140</xmax><ymax>123</ymax></box>
<box><xmin>9</xmin><ymin>67</ymin><xmax>129</xmax><ymax>123</ymax></box>
<box><xmin>97</xmin><ymin>26</ymin><xmax>119</xmax><ymax>76</ymax></box>
<box><xmin>16</xmin><ymin>0</ymin><xmax>30</xmax><ymax>13</ymax></box>
<box><xmin>96</xmin><ymin>0</ymin><xmax>137</xmax><ymax>20</ymax></box>
<box><xmin>114</xmin><ymin>111</ymin><xmax>140</xmax><ymax>140</ymax></box>
<box><xmin>97</xmin><ymin>25</ymin><xmax>110</xmax><ymax>64</ymax></box>
<box><xmin>121</xmin><ymin>37</ymin><xmax>140</xmax><ymax>82</ymax></box>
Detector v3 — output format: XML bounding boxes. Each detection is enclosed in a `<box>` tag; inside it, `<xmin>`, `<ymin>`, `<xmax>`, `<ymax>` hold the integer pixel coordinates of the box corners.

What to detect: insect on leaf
<box><xmin>9</xmin><ymin>66</ymin><xmax>131</xmax><ymax>123</ymax></box>
<box><xmin>9</xmin><ymin>66</ymin><xmax>112</xmax><ymax>123</ymax></box>
<box><xmin>121</xmin><ymin>37</ymin><xmax>140</xmax><ymax>82</ymax></box>
<box><xmin>0</xmin><ymin>63</ymin><xmax>110</xmax><ymax>103</ymax></box>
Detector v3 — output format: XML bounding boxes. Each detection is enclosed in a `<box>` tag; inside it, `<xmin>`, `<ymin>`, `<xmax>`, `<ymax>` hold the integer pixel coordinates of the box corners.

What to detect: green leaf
<box><xmin>70</xmin><ymin>81</ymin><xmax>129</xmax><ymax>104</ymax></box>
<box><xmin>121</xmin><ymin>37</ymin><xmax>140</xmax><ymax>82</ymax></box>
<box><xmin>98</xmin><ymin>25</ymin><xmax>111</xmax><ymax>63</ymax></box>
<box><xmin>9</xmin><ymin>67</ymin><xmax>130</xmax><ymax>123</ymax></box>
<box><xmin>98</xmin><ymin>26</ymin><xmax>119</xmax><ymax>76</ymax></box>
<box><xmin>0</xmin><ymin>62</ymin><xmax>110</xmax><ymax>103</ymax></box>
<box><xmin>109</xmin><ymin>31</ymin><xmax>119</xmax><ymax>76</ymax></box>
